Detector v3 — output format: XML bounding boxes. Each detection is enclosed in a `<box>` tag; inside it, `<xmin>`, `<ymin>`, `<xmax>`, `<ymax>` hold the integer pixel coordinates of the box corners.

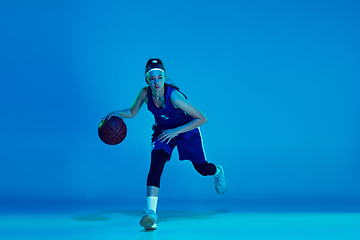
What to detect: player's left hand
<box><xmin>158</xmin><ymin>129</ymin><xmax>179</xmax><ymax>144</ymax></box>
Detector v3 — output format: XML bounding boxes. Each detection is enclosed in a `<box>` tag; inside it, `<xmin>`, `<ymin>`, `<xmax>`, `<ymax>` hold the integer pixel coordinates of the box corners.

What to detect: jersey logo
<box><xmin>161</xmin><ymin>115</ymin><xmax>169</xmax><ymax>120</ymax></box>
<box><xmin>151</xmin><ymin>141</ymin><xmax>155</xmax><ymax>150</ymax></box>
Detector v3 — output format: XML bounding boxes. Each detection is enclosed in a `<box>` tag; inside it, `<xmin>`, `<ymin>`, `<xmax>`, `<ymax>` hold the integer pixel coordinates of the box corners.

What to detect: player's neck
<box><xmin>152</xmin><ymin>88</ymin><xmax>165</xmax><ymax>100</ymax></box>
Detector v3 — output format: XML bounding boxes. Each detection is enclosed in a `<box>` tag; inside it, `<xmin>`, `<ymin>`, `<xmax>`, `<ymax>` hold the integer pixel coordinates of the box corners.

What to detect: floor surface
<box><xmin>1</xmin><ymin>200</ymin><xmax>360</xmax><ymax>240</ymax></box>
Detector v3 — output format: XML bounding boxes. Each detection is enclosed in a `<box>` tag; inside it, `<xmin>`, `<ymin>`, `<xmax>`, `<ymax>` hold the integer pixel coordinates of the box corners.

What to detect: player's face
<box><xmin>146</xmin><ymin>70</ymin><xmax>165</xmax><ymax>91</ymax></box>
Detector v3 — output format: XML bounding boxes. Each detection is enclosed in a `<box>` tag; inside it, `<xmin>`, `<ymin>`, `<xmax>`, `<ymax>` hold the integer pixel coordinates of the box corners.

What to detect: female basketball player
<box><xmin>103</xmin><ymin>58</ymin><xmax>227</xmax><ymax>230</ymax></box>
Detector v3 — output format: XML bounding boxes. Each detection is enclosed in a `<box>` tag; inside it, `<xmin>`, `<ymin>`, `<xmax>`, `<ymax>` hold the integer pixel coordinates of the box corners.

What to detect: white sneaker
<box><xmin>140</xmin><ymin>210</ymin><xmax>158</xmax><ymax>230</ymax></box>
<box><xmin>214</xmin><ymin>165</ymin><xmax>227</xmax><ymax>195</ymax></box>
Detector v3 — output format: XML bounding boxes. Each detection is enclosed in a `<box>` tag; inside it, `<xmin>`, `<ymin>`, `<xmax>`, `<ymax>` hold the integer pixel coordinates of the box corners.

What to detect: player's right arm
<box><xmin>104</xmin><ymin>87</ymin><xmax>148</xmax><ymax>119</ymax></box>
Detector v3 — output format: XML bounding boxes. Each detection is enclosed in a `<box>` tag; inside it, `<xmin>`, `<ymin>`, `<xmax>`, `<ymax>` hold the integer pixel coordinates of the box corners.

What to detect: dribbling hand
<box><xmin>102</xmin><ymin>111</ymin><xmax>121</xmax><ymax>121</ymax></box>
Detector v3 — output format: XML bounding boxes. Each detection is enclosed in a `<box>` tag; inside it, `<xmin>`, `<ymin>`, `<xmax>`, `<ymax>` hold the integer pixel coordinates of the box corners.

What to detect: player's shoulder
<box><xmin>170</xmin><ymin>88</ymin><xmax>186</xmax><ymax>101</ymax></box>
<box><xmin>136</xmin><ymin>87</ymin><xmax>148</xmax><ymax>100</ymax></box>
<box><xmin>170</xmin><ymin>88</ymin><xmax>181</xmax><ymax>97</ymax></box>
<box><xmin>140</xmin><ymin>86</ymin><xmax>149</xmax><ymax>95</ymax></box>
<box><xmin>139</xmin><ymin>87</ymin><xmax>149</xmax><ymax>104</ymax></box>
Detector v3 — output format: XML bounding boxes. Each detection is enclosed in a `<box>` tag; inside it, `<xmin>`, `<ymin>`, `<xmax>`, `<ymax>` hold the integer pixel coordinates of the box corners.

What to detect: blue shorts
<box><xmin>151</xmin><ymin>127</ymin><xmax>207</xmax><ymax>164</ymax></box>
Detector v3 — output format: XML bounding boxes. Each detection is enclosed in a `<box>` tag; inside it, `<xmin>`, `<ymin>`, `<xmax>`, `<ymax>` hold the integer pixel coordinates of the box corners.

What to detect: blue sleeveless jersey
<box><xmin>147</xmin><ymin>85</ymin><xmax>194</xmax><ymax>130</ymax></box>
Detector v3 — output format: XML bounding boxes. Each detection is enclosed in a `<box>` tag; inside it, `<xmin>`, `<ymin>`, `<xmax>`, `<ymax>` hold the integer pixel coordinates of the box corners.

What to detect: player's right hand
<box><xmin>102</xmin><ymin>111</ymin><xmax>121</xmax><ymax>121</ymax></box>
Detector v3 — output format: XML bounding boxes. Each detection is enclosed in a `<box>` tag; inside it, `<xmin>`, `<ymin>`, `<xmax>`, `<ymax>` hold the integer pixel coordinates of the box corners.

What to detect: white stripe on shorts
<box><xmin>197</xmin><ymin>127</ymin><xmax>207</xmax><ymax>161</ymax></box>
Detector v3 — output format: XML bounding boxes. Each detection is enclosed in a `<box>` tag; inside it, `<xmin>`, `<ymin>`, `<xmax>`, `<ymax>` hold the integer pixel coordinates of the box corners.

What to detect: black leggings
<box><xmin>147</xmin><ymin>149</ymin><xmax>217</xmax><ymax>188</ymax></box>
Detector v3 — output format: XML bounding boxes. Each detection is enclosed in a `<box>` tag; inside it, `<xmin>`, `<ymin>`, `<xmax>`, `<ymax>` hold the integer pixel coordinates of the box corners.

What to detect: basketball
<box><xmin>98</xmin><ymin>116</ymin><xmax>127</xmax><ymax>145</ymax></box>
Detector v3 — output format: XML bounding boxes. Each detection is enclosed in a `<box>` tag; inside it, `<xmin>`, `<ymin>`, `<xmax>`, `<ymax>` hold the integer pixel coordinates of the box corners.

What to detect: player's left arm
<box><xmin>158</xmin><ymin>90</ymin><xmax>207</xmax><ymax>143</ymax></box>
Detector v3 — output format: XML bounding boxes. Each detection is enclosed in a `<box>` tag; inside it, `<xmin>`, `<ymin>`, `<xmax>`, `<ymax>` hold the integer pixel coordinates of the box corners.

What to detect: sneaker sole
<box><xmin>144</xmin><ymin>224</ymin><xmax>157</xmax><ymax>230</ymax></box>
<box><xmin>216</xmin><ymin>186</ymin><xmax>227</xmax><ymax>195</ymax></box>
<box><xmin>140</xmin><ymin>216</ymin><xmax>156</xmax><ymax>230</ymax></box>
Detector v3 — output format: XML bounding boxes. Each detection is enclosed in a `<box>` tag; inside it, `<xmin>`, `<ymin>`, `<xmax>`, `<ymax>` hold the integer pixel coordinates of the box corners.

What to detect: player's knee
<box><xmin>198</xmin><ymin>171</ymin><xmax>208</xmax><ymax>176</ymax></box>
<box><xmin>147</xmin><ymin>150</ymin><xmax>170</xmax><ymax>187</ymax></box>
<box><xmin>193</xmin><ymin>162</ymin><xmax>216</xmax><ymax>176</ymax></box>
<box><xmin>195</xmin><ymin>165</ymin><xmax>208</xmax><ymax>176</ymax></box>
<box><xmin>151</xmin><ymin>149</ymin><xmax>170</xmax><ymax>162</ymax></box>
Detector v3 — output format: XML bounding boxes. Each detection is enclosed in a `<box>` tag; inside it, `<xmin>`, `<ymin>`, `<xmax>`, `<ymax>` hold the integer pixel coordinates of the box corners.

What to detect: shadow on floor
<box><xmin>72</xmin><ymin>209</ymin><xmax>230</xmax><ymax>223</ymax></box>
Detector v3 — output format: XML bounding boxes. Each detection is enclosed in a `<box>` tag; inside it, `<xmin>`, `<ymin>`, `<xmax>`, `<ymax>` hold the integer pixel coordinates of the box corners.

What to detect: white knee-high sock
<box><xmin>147</xmin><ymin>196</ymin><xmax>158</xmax><ymax>213</ymax></box>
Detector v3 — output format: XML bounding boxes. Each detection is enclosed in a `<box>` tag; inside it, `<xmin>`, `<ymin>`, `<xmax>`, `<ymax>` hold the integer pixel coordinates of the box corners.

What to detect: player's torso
<box><xmin>145</xmin><ymin>86</ymin><xmax>193</xmax><ymax>129</ymax></box>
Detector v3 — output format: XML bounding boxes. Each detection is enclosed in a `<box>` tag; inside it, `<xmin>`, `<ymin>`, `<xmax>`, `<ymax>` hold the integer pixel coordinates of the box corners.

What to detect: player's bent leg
<box><xmin>193</xmin><ymin>162</ymin><xmax>227</xmax><ymax>195</ymax></box>
<box><xmin>192</xmin><ymin>161</ymin><xmax>217</xmax><ymax>176</ymax></box>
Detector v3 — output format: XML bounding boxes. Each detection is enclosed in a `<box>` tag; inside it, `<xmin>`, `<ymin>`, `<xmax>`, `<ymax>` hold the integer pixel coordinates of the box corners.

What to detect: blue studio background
<box><xmin>0</xmin><ymin>0</ymin><xmax>359</xmax><ymax>209</ymax></box>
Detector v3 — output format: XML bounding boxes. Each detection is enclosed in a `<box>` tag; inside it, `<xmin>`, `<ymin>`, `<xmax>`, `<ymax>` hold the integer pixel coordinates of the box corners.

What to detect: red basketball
<box><xmin>98</xmin><ymin>116</ymin><xmax>127</xmax><ymax>145</ymax></box>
